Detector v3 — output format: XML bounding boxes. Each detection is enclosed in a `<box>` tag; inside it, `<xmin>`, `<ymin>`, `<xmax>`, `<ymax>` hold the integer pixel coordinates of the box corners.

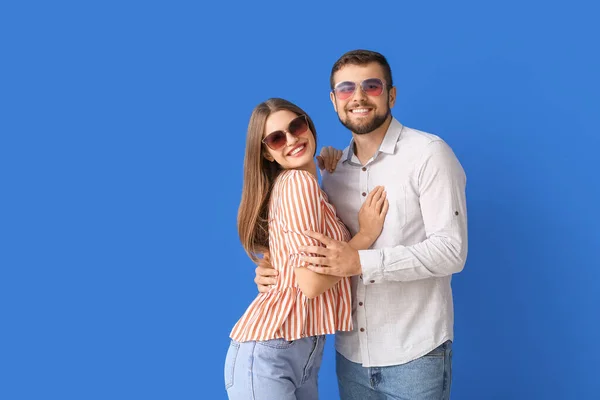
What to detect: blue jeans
<box><xmin>224</xmin><ymin>335</ymin><xmax>326</xmax><ymax>400</ymax></box>
<box><xmin>336</xmin><ymin>341</ymin><xmax>453</xmax><ymax>400</ymax></box>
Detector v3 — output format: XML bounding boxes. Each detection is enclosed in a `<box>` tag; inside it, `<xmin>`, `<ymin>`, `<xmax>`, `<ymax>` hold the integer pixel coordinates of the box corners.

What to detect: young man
<box><xmin>255</xmin><ymin>49</ymin><xmax>468</xmax><ymax>400</ymax></box>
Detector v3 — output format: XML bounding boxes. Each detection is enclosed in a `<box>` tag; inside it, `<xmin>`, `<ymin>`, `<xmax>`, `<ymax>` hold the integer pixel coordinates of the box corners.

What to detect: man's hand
<box><xmin>254</xmin><ymin>253</ymin><xmax>278</xmax><ymax>293</ymax></box>
<box><xmin>299</xmin><ymin>231</ymin><xmax>362</xmax><ymax>277</ymax></box>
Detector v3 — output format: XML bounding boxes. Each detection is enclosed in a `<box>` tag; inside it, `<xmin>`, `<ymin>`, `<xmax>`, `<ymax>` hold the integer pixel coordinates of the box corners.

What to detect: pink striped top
<box><xmin>230</xmin><ymin>170</ymin><xmax>353</xmax><ymax>342</ymax></box>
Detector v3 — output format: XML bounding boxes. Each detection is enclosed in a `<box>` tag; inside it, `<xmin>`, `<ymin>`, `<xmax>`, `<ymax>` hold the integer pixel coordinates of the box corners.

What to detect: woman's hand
<box><xmin>316</xmin><ymin>146</ymin><xmax>343</xmax><ymax>173</ymax></box>
<box><xmin>357</xmin><ymin>186</ymin><xmax>389</xmax><ymax>243</ymax></box>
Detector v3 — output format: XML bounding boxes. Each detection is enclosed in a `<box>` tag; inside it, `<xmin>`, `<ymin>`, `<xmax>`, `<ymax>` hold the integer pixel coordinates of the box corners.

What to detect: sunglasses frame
<box><xmin>332</xmin><ymin>78</ymin><xmax>391</xmax><ymax>100</ymax></box>
<box><xmin>262</xmin><ymin>114</ymin><xmax>310</xmax><ymax>151</ymax></box>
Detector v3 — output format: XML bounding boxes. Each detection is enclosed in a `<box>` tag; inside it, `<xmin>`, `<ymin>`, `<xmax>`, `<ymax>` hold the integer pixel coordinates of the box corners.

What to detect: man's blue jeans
<box><xmin>336</xmin><ymin>341</ymin><xmax>452</xmax><ymax>400</ymax></box>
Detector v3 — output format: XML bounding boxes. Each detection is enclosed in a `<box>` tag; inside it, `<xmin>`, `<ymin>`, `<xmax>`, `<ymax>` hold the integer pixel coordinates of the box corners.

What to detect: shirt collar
<box><xmin>342</xmin><ymin>117</ymin><xmax>404</xmax><ymax>163</ymax></box>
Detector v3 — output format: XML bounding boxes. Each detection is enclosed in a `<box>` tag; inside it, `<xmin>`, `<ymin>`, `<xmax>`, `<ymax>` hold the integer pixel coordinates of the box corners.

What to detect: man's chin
<box><xmin>350</xmin><ymin>124</ymin><xmax>374</xmax><ymax>135</ymax></box>
<box><xmin>339</xmin><ymin>111</ymin><xmax>390</xmax><ymax>135</ymax></box>
<box><xmin>340</xmin><ymin>119</ymin><xmax>380</xmax><ymax>135</ymax></box>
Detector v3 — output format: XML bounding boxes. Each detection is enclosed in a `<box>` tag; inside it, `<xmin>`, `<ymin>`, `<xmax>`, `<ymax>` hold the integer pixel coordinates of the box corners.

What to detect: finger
<box><xmin>316</xmin><ymin>155</ymin><xmax>326</xmax><ymax>170</ymax></box>
<box><xmin>364</xmin><ymin>188</ymin><xmax>375</xmax><ymax>207</ymax></box>
<box><xmin>301</xmin><ymin>255</ymin><xmax>331</xmax><ymax>265</ymax></box>
<box><xmin>375</xmin><ymin>191</ymin><xmax>385</xmax><ymax>211</ymax></box>
<box><xmin>373</xmin><ymin>186</ymin><xmax>384</xmax><ymax>204</ymax></box>
<box><xmin>299</xmin><ymin>245</ymin><xmax>332</xmax><ymax>256</ymax></box>
<box><xmin>255</xmin><ymin>265</ymin><xmax>278</xmax><ymax>277</ymax></box>
<box><xmin>258</xmin><ymin>284</ymin><xmax>272</xmax><ymax>293</ymax></box>
<box><xmin>303</xmin><ymin>230</ymin><xmax>334</xmax><ymax>246</ymax></box>
<box><xmin>255</xmin><ymin>275</ymin><xmax>278</xmax><ymax>286</ymax></box>
<box><xmin>326</xmin><ymin>147</ymin><xmax>335</xmax><ymax>172</ymax></box>
<box><xmin>381</xmin><ymin>198</ymin><xmax>389</xmax><ymax>217</ymax></box>
<box><xmin>330</xmin><ymin>149</ymin><xmax>341</xmax><ymax>173</ymax></box>
<box><xmin>306</xmin><ymin>265</ymin><xmax>333</xmax><ymax>275</ymax></box>
<box><xmin>331</xmin><ymin>148</ymin><xmax>339</xmax><ymax>170</ymax></box>
<box><xmin>365</xmin><ymin>186</ymin><xmax>381</xmax><ymax>207</ymax></box>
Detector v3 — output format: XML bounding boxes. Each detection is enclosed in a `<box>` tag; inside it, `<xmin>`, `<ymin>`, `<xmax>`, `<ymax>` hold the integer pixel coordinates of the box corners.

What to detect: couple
<box><xmin>225</xmin><ymin>49</ymin><xmax>468</xmax><ymax>400</ymax></box>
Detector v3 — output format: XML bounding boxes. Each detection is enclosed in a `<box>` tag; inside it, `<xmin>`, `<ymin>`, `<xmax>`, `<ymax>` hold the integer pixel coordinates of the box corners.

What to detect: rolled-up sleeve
<box><xmin>360</xmin><ymin>140</ymin><xmax>468</xmax><ymax>282</ymax></box>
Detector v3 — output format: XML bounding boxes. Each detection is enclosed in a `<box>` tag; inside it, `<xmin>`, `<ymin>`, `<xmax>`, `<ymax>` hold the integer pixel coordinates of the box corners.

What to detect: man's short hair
<box><xmin>330</xmin><ymin>49</ymin><xmax>393</xmax><ymax>90</ymax></box>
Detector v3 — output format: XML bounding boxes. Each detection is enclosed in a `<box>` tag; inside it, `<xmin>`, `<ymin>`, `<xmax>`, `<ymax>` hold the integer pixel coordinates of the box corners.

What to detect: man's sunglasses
<box><xmin>262</xmin><ymin>114</ymin><xmax>309</xmax><ymax>151</ymax></box>
<box><xmin>333</xmin><ymin>78</ymin><xmax>388</xmax><ymax>100</ymax></box>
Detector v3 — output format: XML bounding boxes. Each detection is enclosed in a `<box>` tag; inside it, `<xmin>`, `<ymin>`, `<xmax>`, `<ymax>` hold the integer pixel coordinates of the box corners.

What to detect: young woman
<box><xmin>225</xmin><ymin>98</ymin><xmax>388</xmax><ymax>399</ymax></box>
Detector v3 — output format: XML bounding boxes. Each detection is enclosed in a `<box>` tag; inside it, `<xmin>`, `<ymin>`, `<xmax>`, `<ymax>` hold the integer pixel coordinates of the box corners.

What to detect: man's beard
<box><xmin>338</xmin><ymin>106</ymin><xmax>390</xmax><ymax>135</ymax></box>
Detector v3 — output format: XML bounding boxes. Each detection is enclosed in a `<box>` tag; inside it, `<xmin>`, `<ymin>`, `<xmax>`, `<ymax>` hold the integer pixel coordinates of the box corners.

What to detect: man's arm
<box><xmin>359</xmin><ymin>140</ymin><xmax>468</xmax><ymax>283</ymax></box>
<box><xmin>254</xmin><ymin>253</ymin><xmax>278</xmax><ymax>293</ymax></box>
<box><xmin>256</xmin><ymin>185</ymin><xmax>388</xmax><ymax>291</ymax></box>
<box><xmin>301</xmin><ymin>140</ymin><xmax>467</xmax><ymax>283</ymax></box>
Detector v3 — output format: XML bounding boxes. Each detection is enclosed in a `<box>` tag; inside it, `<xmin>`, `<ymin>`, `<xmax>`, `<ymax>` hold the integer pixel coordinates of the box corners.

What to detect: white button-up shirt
<box><xmin>322</xmin><ymin>118</ymin><xmax>468</xmax><ymax>367</ymax></box>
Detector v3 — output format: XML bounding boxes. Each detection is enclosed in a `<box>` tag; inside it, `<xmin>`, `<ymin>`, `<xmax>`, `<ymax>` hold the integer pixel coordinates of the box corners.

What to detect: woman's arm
<box><xmin>281</xmin><ymin>171</ymin><xmax>387</xmax><ymax>299</ymax></box>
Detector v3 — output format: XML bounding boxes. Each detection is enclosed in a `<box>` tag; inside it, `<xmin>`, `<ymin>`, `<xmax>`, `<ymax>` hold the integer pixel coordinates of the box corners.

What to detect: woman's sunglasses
<box><xmin>333</xmin><ymin>78</ymin><xmax>387</xmax><ymax>100</ymax></box>
<box><xmin>262</xmin><ymin>114</ymin><xmax>309</xmax><ymax>151</ymax></box>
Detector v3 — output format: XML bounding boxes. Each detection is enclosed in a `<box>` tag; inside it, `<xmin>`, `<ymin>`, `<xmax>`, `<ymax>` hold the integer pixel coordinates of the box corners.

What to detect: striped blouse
<box><xmin>230</xmin><ymin>169</ymin><xmax>353</xmax><ymax>342</ymax></box>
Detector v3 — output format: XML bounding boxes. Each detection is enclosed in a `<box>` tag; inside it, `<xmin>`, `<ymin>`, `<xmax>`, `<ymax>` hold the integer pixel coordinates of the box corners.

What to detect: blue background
<box><xmin>2</xmin><ymin>1</ymin><xmax>599</xmax><ymax>399</ymax></box>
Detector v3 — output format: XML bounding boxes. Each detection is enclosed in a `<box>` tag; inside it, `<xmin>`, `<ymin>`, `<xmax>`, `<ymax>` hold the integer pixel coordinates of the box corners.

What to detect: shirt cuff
<box><xmin>358</xmin><ymin>249</ymin><xmax>383</xmax><ymax>284</ymax></box>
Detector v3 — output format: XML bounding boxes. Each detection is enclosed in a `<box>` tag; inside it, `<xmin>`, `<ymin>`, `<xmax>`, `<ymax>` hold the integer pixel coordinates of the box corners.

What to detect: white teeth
<box><xmin>290</xmin><ymin>145</ymin><xmax>305</xmax><ymax>156</ymax></box>
<box><xmin>351</xmin><ymin>108</ymin><xmax>369</xmax><ymax>113</ymax></box>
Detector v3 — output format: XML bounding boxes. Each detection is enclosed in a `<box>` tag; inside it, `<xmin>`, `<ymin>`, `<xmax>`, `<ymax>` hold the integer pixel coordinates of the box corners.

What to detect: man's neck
<box><xmin>352</xmin><ymin>116</ymin><xmax>393</xmax><ymax>165</ymax></box>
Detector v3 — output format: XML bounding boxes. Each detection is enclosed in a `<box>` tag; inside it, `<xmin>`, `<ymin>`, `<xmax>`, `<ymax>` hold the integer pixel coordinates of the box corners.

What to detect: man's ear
<box><xmin>330</xmin><ymin>91</ymin><xmax>338</xmax><ymax>113</ymax></box>
<box><xmin>388</xmin><ymin>86</ymin><xmax>397</xmax><ymax>108</ymax></box>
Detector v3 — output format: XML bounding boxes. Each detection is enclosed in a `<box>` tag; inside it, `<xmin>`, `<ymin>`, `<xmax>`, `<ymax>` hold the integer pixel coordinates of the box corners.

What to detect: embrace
<box><xmin>225</xmin><ymin>49</ymin><xmax>468</xmax><ymax>400</ymax></box>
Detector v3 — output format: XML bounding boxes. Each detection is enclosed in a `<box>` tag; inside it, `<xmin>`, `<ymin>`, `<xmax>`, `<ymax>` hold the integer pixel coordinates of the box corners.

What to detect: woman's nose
<box><xmin>285</xmin><ymin>131</ymin><xmax>299</xmax><ymax>146</ymax></box>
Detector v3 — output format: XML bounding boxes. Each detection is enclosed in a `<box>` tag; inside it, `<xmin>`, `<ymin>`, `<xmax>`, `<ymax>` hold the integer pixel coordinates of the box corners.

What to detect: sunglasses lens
<box><xmin>263</xmin><ymin>115</ymin><xmax>309</xmax><ymax>150</ymax></box>
<box><xmin>334</xmin><ymin>81</ymin><xmax>356</xmax><ymax>100</ymax></box>
<box><xmin>361</xmin><ymin>78</ymin><xmax>384</xmax><ymax>96</ymax></box>
<box><xmin>264</xmin><ymin>131</ymin><xmax>286</xmax><ymax>150</ymax></box>
<box><xmin>288</xmin><ymin>116</ymin><xmax>308</xmax><ymax>136</ymax></box>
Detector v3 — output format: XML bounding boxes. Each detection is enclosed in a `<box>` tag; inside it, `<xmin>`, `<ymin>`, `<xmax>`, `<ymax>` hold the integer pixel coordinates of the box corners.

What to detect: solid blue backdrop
<box><xmin>1</xmin><ymin>1</ymin><xmax>599</xmax><ymax>399</ymax></box>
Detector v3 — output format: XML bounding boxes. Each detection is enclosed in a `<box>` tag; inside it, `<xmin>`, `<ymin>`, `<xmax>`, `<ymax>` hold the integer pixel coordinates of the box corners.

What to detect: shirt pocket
<box><xmin>389</xmin><ymin>184</ymin><xmax>407</xmax><ymax>230</ymax></box>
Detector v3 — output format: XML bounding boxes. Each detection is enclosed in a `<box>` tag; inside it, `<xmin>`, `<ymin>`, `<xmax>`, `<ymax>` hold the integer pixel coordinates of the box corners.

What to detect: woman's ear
<box><xmin>263</xmin><ymin>152</ymin><xmax>274</xmax><ymax>162</ymax></box>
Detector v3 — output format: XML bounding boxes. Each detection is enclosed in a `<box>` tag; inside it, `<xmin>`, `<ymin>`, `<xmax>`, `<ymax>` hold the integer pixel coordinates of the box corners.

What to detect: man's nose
<box><xmin>350</xmin><ymin>83</ymin><xmax>368</xmax><ymax>102</ymax></box>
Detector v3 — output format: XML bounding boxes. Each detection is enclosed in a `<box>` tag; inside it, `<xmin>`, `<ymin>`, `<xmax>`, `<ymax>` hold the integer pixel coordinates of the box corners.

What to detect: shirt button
<box><xmin>360</xmin><ymin>328</ymin><xmax>365</xmax><ymax>332</ymax></box>
<box><xmin>370</xmin><ymin>280</ymin><xmax>375</xmax><ymax>283</ymax></box>
<box><xmin>362</xmin><ymin>192</ymin><xmax>366</xmax><ymax>197</ymax></box>
<box><xmin>359</xmin><ymin>302</ymin><xmax>363</xmax><ymax>306</ymax></box>
<box><xmin>362</xmin><ymin>167</ymin><xmax>367</xmax><ymax>171</ymax></box>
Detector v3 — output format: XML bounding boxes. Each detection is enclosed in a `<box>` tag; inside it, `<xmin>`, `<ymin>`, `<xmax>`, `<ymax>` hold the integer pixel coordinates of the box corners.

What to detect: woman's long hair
<box><xmin>237</xmin><ymin>98</ymin><xmax>317</xmax><ymax>262</ymax></box>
